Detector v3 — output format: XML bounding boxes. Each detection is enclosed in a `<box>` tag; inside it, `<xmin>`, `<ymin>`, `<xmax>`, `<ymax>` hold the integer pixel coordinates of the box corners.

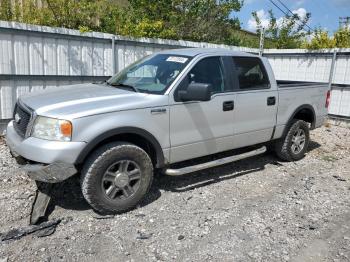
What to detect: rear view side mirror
<box><xmin>178</xmin><ymin>83</ymin><xmax>212</xmax><ymax>102</ymax></box>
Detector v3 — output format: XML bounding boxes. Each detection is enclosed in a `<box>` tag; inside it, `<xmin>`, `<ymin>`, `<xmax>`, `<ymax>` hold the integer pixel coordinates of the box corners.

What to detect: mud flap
<box><xmin>30</xmin><ymin>181</ymin><xmax>54</xmax><ymax>225</ymax></box>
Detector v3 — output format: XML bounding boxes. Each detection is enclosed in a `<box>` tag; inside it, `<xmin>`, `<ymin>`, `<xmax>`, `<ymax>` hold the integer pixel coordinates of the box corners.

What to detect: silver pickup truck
<box><xmin>5</xmin><ymin>48</ymin><xmax>329</xmax><ymax>214</ymax></box>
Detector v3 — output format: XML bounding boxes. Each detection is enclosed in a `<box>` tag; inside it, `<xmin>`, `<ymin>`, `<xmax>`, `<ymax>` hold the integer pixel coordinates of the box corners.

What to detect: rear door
<box><xmin>232</xmin><ymin>56</ymin><xmax>278</xmax><ymax>148</ymax></box>
<box><xmin>169</xmin><ymin>56</ymin><xmax>236</xmax><ymax>163</ymax></box>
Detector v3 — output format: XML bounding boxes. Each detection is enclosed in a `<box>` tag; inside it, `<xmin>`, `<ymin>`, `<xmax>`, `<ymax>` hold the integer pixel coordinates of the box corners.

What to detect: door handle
<box><xmin>151</xmin><ymin>108</ymin><xmax>166</xmax><ymax>114</ymax></box>
<box><xmin>267</xmin><ymin>96</ymin><xmax>276</xmax><ymax>106</ymax></box>
<box><xmin>223</xmin><ymin>101</ymin><xmax>234</xmax><ymax>111</ymax></box>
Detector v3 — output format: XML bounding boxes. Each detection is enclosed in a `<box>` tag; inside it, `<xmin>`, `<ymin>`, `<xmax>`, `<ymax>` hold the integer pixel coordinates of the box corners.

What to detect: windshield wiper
<box><xmin>92</xmin><ymin>79</ymin><xmax>108</xmax><ymax>85</ymax></box>
<box><xmin>107</xmin><ymin>82</ymin><xmax>139</xmax><ymax>93</ymax></box>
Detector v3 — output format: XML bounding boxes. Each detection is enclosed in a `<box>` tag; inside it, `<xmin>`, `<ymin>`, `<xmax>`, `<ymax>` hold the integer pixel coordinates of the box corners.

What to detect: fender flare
<box><xmin>75</xmin><ymin>127</ymin><xmax>165</xmax><ymax>168</ymax></box>
<box><xmin>282</xmin><ymin>104</ymin><xmax>316</xmax><ymax>137</ymax></box>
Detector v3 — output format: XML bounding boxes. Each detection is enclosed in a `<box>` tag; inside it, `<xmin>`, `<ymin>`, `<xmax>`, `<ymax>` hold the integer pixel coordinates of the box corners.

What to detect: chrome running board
<box><xmin>165</xmin><ymin>146</ymin><xmax>266</xmax><ymax>176</ymax></box>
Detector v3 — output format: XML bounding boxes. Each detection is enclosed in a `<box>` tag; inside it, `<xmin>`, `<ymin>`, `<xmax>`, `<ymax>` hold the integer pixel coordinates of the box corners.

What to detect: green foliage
<box><xmin>0</xmin><ymin>0</ymin><xmax>253</xmax><ymax>46</ymax></box>
<box><xmin>302</xmin><ymin>29</ymin><xmax>336</xmax><ymax>49</ymax></box>
<box><xmin>79</xmin><ymin>25</ymin><xmax>92</xmax><ymax>33</ymax></box>
<box><xmin>0</xmin><ymin>0</ymin><xmax>126</xmax><ymax>33</ymax></box>
<box><xmin>0</xmin><ymin>0</ymin><xmax>12</xmax><ymax>20</ymax></box>
<box><xmin>334</xmin><ymin>27</ymin><xmax>350</xmax><ymax>48</ymax></box>
<box><xmin>4</xmin><ymin>1</ymin><xmax>349</xmax><ymax>50</ymax></box>
<box><xmin>252</xmin><ymin>9</ymin><xmax>311</xmax><ymax>49</ymax></box>
<box><xmin>303</xmin><ymin>27</ymin><xmax>350</xmax><ymax>49</ymax></box>
<box><xmin>123</xmin><ymin>0</ymin><xmax>243</xmax><ymax>43</ymax></box>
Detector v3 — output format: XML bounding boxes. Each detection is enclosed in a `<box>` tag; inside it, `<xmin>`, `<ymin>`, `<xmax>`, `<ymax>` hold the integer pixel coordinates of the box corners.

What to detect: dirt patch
<box><xmin>0</xmin><ymin>125</ymin><xmax>349</xmax><ymax>261</ymax></box>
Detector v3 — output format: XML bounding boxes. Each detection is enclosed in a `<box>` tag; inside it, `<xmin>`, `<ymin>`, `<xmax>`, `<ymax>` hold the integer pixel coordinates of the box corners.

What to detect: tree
<box><xmin>302</xmin><ymin>29</ymin><xmax>335</xmax><ymax>49</ymax></box>
<box><xmin>334</xmin><ymin>27</ymin><xmax>350</xmax><ymax>48</ymax></box>
<box><xmin>252</xmin><ymin>9</ymin><xmax>311</xmax><ymax>49</ymax></box>
<box><xmin>121</xmin><ymin>0</ymin><xmax>243</xmax><ymax>43</ymax></box>
<box><xmin>302</xmin><ymin>27</ymin><xmax>350</xmax><ymax>49</ymax></box>
<box><xmin>0</xmin><ymin>0</ymin><xmax>253</xmax><ymax>46</ymax></box>
<box><xmin>0</xmin><ymin>0</ymin><xmax>126</xmax><ymax>33</ymax></box>
<box><xmin>0</xmin><ymin>0</ymin><xmax>13</xmax><ymax>21</ymax></box>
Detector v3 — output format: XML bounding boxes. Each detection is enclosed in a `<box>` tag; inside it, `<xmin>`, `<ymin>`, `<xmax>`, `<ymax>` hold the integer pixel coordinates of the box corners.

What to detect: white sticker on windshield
<box><xmin>166</xmin><ymin>56</ymin><xmax>188</xmax><ymax>63</ymax></box>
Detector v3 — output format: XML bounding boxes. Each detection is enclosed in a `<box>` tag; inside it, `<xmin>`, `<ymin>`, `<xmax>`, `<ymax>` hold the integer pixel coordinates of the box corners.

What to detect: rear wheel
<box><xmin>81</xmin><ymin>142</ymin><xmax>153</xmax><ymax>214</ymax></box>
<box><xmin>274</xmin><ymin>119</ymin><xmax>310</xmax><ymax>161</ymax></box>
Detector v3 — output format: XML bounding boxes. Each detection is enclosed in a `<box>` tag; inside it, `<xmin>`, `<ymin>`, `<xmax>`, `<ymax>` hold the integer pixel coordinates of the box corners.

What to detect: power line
<box><xmin>267</xmin><ymin>0</ymin><xmax>313</xmax><ymax>32</ymax></box>
<box><xmin>267</xmin><ymin>0</ymin><xmax>289</xmax><ymax>17</ymax></box>
<box><xmin>269</xmin><ymin>0</ymin><xmax>313</xmax><ymax>31</ymax></box>
<box><xmin>275</xmin><ymin>0</ymin><xmax>313</xmax><ymax>31</ymax></box>
<box><xmin>276</xmin><ymin>0</ymin><xmax>297</xmax><ymax>15</ymax></box>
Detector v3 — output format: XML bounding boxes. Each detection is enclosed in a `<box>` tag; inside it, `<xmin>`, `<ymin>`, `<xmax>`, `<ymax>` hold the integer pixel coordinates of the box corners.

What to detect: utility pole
<box><xmin>259</xmin><ymin>27</ymin><xmax>265</xmax><ymax>56</ymax></box>
<box><xmin>339</xmin><ymin>17</ymin><xmax>350</xmax><ymax>28</ymax></box>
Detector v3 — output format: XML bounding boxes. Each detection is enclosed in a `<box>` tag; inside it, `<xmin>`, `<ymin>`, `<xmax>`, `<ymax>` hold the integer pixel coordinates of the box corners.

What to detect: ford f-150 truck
<box><xmin>5</xmin><ymin>48</ymin><xmax>330</xmax><ymax>215</ymax></box>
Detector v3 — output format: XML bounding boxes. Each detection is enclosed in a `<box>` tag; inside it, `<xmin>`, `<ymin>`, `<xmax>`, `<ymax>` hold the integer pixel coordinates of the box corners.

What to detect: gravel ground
<box><xmin>0</xmin><ymin>124</ymin><xmax>349</xmax><ymax>262</ymax></box>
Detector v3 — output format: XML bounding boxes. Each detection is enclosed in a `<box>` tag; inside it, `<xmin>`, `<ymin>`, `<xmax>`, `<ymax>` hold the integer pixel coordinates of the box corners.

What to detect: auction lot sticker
<box><xmin>166</xmin><ymin>56</ymin><xmax>188</xmax><ymax>63</ymax></box>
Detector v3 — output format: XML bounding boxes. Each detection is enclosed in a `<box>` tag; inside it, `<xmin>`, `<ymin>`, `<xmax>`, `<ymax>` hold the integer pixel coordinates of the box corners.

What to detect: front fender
<box><xmin>75</xmin><ymin>126</ymin><xmax>165</xmax><ymax>168</ymax></box>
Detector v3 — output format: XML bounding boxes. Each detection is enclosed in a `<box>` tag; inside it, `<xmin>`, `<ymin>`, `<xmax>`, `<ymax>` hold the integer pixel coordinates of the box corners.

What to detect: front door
<box><xmin>169</xmin><ymin>56</ymin><xmax>236</xmax><ymax>163</ymax></box>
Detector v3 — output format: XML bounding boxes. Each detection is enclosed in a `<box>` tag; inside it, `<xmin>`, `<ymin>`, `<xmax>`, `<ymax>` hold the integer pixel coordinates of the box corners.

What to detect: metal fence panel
<box><xmin>0</xmin><ymin>21</ymin><xmax>260</xmax><ymax>119</ymax></box>
<box><xmin>265</xmin><ymin>49</ymin><xmax>350</xmax><ymax>86</ymax></box>
<box><xmin>0</xmin><ymin>21</ymin><xmax>350</xmax><ymax>119</ymax></box>
<box><xmin>329</xmin><ymin>87</ymin><xmax>350</xmax><ymax>117</ymax></box>
<box><xmin>0</xmin><ymin>79</ymin><xmax>97</xmax><ymax>118</ymax></box>
<box><xmin>333</xmin><ymin>55</ymin><xmax>350</xmax><ymax>85</ymax></box>
<box><xmin>265</xmin><ymin>53</ymin><xmax>333</xmax><ymax>84</ymax></box>
<box><xmin>0</xmin><ymin>81</ymin><xmax>12</xmax><ymax>119</ymax></box>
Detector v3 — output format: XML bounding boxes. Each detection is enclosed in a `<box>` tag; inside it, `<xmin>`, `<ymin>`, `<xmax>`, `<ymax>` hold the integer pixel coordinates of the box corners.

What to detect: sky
<box><xmin>237</xmin><ymin>0</ymin><xmax>350</xmax><ymax>34</ymax></box>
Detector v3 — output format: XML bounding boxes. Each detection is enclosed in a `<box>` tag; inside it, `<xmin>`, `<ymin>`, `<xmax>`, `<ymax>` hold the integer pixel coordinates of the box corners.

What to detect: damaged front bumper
<box><xmin>22</xmin><ymin>161</ymin><xmax>77</xmax><ymax>183</ymax></box>
<box><xmin>11</xmin><ymin>152</ymin><xmax>78</xmax><ymax>183</ymax></box>
<box><xmin>11</xmin><ymin>155</ymin><xmax>77</xmax><ymax>224</ymax></box>
<box><xmin>5</xmin><ymin>120</ymin><xmax>82</xmax><ymax>183</ymax></box>
<box><xmin>5</xmin><ymin>121</ymin><xmax>80</xmax><ymax>224</ymax></box>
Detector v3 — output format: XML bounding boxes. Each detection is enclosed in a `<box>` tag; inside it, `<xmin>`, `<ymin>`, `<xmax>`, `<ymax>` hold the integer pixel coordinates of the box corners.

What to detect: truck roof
<box><xmin>157</xmin><ymin>48</ymin><xmax>257</xmax><ymax>57</ymax></box>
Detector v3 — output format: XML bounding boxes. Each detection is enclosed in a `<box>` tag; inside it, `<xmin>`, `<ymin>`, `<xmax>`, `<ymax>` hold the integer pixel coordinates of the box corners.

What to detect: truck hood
<box><xmin>20</xmin><ymin>83</ymin><xmax>168</xmax><ymax>119</ymax></box>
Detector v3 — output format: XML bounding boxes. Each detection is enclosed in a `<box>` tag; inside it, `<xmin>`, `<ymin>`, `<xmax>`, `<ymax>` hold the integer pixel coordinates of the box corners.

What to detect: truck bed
<box><xmin>274</xmin><ymin>80</ymin><xmax>329</xmax><ymax>138</ymax></box>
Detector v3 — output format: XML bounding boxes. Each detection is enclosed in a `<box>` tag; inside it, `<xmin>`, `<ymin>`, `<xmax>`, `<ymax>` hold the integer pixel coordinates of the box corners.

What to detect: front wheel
<box><xmin>274</xmin><ymin>119</ymin><xmax>310</xmax><ymax>161</ymax></box>
<box><xmin>81</xmin><ymin>142</ymin><xmax>153</xmax><ymax>214</ymax></box>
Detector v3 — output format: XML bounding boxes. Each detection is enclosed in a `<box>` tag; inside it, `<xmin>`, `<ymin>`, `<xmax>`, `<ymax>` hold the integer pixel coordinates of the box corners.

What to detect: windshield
<box><xmin>107</xmin><ymin>54</ymin><xmax>191</xmax><ymax>94</ymax></box>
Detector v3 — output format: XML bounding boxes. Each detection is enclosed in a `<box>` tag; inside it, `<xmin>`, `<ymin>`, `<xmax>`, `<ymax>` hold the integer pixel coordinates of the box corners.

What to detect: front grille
<box><xmin>13</xmin><ymin>103</ymin><xmax>32</xmax><ymax>137</ymax></box>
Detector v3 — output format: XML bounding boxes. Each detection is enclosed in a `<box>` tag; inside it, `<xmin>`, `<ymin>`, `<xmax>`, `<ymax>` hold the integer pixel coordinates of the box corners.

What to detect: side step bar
<box><xmin>165</xmin><ymin>146</ymin><xmax>267</xmax><ymax>176</ymax></box>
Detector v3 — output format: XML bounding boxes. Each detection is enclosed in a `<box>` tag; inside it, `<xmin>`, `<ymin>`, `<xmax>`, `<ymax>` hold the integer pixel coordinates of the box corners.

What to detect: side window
<box><xmin>233</xmin><ymin>57</ymin><xmax>269</xmax><ymax>90</ymax></box>
<box><xmin>188</xmin><ymin>57</ymin><xmax>226</xmax><ymax>94</ymax></box>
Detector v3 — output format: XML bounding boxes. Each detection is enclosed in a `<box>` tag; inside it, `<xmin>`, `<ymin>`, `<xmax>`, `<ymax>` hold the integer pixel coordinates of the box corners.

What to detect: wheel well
<box><xmin>77</xmin><ymin>132</ymin><xmax>163</xmax><ymax>169</ymax></box>
<box><xmin>293</xmin><ymin>108</ymin><xmax>315</xmax><ymax>128</ymax></box>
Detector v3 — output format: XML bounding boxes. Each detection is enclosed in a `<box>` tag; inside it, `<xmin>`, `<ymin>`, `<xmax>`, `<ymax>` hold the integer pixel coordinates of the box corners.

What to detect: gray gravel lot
<box><xmin>0</xmin><ymin>124</ymin><xmax>349</xmax><ymax>262</ymax></box>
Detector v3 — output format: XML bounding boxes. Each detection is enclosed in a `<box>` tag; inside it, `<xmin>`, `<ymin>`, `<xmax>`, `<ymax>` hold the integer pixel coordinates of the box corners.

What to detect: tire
<box><xmin>81</xmin><ymin>142</ymin><xmax>153</xmax><ymax>214</ymax></box>
<box><xmin>274</xmin><ymin>119</ymin><xmax>310</xmax><ymax>161</ymax></box>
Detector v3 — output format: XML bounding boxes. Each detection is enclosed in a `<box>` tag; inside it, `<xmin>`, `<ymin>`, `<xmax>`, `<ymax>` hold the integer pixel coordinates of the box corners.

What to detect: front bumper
<box><xmin>5</xmin><ymin>121</ymin><xmax>86</xmax><ymax>183</ymax></box>
<box><xmin>22</xmin><ymin>162</ymin><xmax>77</xmax><ymax>183</ymax></box>
<box><xmin>5</xmin><ymin>121</ymin><xmax>86</xmax><ymax>164</ymax></box>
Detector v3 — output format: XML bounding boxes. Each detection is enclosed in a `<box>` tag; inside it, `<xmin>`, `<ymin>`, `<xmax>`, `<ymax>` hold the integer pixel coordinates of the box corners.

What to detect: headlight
<box><xmin>31</xmin><ymin>116</ymin><xmax>72</xmax><ymax>142</ymax></box>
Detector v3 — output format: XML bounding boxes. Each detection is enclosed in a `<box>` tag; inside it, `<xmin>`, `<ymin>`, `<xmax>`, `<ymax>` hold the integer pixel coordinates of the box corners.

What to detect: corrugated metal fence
<box><xmin>0</xmin><ymin>21</ymin><xmax>257</xmax><ymax>120</ymax></box>
<box><xmin>264</xmin><ymin>49</ymin><xmax>350</xmax><ymax>117</ymax></box>
<box><xmin>0</xmin><ymin>21</ymin><xmax>349</xmax><ymax>120</ymax></box>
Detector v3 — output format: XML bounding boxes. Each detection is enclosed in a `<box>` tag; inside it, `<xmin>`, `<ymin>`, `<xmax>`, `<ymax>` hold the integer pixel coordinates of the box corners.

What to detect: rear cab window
<box><xmin>233</xmin><ymin>57</ymin><xmax>270</xmax><ymax>90</ymax></box>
